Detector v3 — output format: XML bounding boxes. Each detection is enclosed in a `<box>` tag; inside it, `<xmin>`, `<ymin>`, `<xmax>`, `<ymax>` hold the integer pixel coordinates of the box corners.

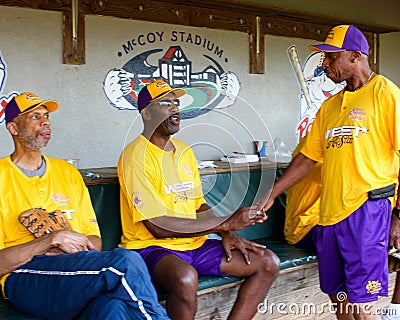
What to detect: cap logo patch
<box><xmin>24</xmin><ymin>94</ymin><xmax>41</xmax><ymax>102</ymax></box>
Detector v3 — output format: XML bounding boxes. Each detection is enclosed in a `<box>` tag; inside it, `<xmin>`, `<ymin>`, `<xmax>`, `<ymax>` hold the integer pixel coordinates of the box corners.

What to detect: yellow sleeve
<box><xmin>77</xmin><ymin>185</ymin><xmax>101</xmax><ymax>237</ymax></box>
<box><xmin>301</xmin><ymin>106</ymin><xmax>325</xmax><ymax>163</ymax></box>
<box><xmin>383</xmin><ymin>83</ymin><xmax>400</xmax><ymax>153</ymax></box>
<box><xmin>188</xmin><ymin>148</ymin><xmax>207</xmax><ymax>210</ymax></box>
<box><xmin>121</xmin><ymin>153</ymin><xmax>168</xmax><ymax>222</ymax></box>
<box><xmin>67</xmin><ymin>167</ymin><xmax>101</xmax><ymax>237</ymax></box>
<box><xmin>0</xmin><ymin>214</ymin><xmax>4</xmax><ymax>250</ymax></box>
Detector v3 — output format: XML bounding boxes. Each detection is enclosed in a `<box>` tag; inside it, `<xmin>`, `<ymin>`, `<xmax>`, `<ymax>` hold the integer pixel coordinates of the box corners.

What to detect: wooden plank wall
<box><xmin>1</xmin><ymin>0</ymin><xmax>399</xmax><ymax>71</ymax></box>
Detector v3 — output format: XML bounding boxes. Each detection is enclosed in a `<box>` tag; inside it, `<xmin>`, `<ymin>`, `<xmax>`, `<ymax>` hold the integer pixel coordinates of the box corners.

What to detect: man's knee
<box><xmin>174</xmin><ymin>266</ymin><xmax>198</xmax><ymax>292</ymax></box>
<box><xmin>111</xmin><ymin>248</ymin><xmax>146</xmax><ymax>266</ymax></box>
<box><xmin>161</xmin><ymin>264</ymin><xmax>198</xmax><ymax>299</ymax></box>
<box><xmin>255</xmin><ymin>249</ymin><xmax>280</xmax><ymax>278</ymax></box>
<box><xmin>105</xmin><ymin>248</ymin><xmax>151</xmax><ymax>278</ymax></box>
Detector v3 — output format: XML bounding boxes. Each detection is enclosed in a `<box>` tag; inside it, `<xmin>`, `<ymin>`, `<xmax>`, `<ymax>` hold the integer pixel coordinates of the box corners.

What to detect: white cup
<box><xmin>66</xmin><ymin>159</ymin><xmax>80</xmax><ymax>168</ymax></box>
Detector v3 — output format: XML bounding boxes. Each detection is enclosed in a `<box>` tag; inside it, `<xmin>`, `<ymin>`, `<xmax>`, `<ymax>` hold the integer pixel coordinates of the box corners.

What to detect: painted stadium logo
<box><xmin>103</xmin><ymin>45</ymin><xmax>240</xmax><ymax>119</ymax></box>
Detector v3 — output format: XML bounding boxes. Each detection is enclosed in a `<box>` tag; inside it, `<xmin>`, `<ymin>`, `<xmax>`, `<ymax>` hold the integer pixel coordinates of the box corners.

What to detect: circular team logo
<box><xmin>103</xmin><ymin>46</ymin><xmax>240</xmax><ymax>119</ymax></box>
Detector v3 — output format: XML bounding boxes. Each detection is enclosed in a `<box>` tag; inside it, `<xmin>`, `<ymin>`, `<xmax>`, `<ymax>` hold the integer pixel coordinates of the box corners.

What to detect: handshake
<box><xmin>222</xmin><ymin>192</ymin><xmax>272</xmax><ymax>232</ymax></box>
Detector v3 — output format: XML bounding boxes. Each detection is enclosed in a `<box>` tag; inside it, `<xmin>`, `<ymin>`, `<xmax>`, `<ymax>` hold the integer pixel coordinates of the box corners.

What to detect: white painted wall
<box><xmin>380</xmin><ymin>32</ymin><xmax>400</xmax><ymax>87</ymax></box>
<box><xmin>0</xmin><ymin>6</ymin><xmax>398</xmax><ymax>168</ymax></box>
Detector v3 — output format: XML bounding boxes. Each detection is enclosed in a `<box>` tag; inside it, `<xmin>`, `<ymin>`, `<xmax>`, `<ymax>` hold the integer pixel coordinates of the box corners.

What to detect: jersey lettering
<box><xmin>164</xmin><ymin>181</ymin><xmax>194</xmax><ymax>194</ymax></box>
<box><xmin>325</xmin><ymin>125</ymin><xmax>368</xmax><ymax>139</ymax></box>
<box><xmin>325</xmin><ymin>125</ymin><xmax>368</xmax><ymax>149</ymax></box>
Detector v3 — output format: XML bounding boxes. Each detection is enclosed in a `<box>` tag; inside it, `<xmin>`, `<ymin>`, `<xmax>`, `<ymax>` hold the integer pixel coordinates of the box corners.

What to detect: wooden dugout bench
<box><xmin>0</xmin><ymin>161</ymin><xmax>319</xmax><ymax>320</ymax></box>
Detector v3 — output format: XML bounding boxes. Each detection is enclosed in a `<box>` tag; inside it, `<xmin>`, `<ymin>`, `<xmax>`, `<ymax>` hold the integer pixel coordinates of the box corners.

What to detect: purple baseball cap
<box><xmin>138</xmin><ymin>80</ymin><xmax>186</xmax><ymax>112</ymax></box>
<box><xmin>309</xmin><ymin>25</ymin><xmax>369</xmax><ymax>56</ymax></box>
<box><xmin>5</xmin><ymin>92</ymin><xmax>58</xmax><ymax>124</ymax></box>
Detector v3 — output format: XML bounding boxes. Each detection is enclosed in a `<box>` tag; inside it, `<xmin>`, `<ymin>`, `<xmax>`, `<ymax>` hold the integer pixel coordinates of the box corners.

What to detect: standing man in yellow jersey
<box><xmin>118</xmin><ymin>79</ymin><xmax>280</xmax><ymax>320</ymax></box>
<box><xmin>286</xmin><ymin>137</ymin><xmax>400</xmax><ymax>319</ymax></box>
<box><xmin>260</xmin><ymin>25</ymin><xmax>400</xmax><ymax>319</ymax></box>
<box><xmin>0</xmin><ymin>92</ymin><xmax>170</xmax><ymax>319</ymax></box>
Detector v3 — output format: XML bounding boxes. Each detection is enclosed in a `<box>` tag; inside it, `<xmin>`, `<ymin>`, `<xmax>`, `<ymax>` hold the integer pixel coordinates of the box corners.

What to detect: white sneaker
<box><xmin>382</xmin><ymin>303</ymin><xmax>400</xmax><ymax>319</ymax></box>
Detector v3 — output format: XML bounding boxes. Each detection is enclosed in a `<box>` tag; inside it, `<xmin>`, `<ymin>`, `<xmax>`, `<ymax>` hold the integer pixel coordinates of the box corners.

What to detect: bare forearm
<box><xmin>271</xmin><ymin>153</ymin><xmax>316</xmax><ymax>199</ymax></box>
<box><xmin>0</xmin><ymin>237</ymin><xmax>55</xmax><ymax>276</ymax></box>
<box><xmin>0</xmin><ymin>233</ymin><xmax>102</xmax><ymax>276</ymax></box>
<box><xmin>389</xmin><ymin>164</ymin><xmax>400</xmax><ymax>248</ymax></box>
<box><xmin>144</xmin><ymin>203</ymin><xmax>264</xmax><ymax>238</ymax></box>
<box><xmin>395</xmin><ymin>165</ymin><xmax>400</xmax><ymax>209</ymax></box>
<box><xmin>144</xmin><ymin>215</ymin><xmax>228</xmax><ymax>238</ymax></box>
<box><xmin>88</xmin><ymin>235</ymin><xmax>102</xmax><ymax>251</ymax></box>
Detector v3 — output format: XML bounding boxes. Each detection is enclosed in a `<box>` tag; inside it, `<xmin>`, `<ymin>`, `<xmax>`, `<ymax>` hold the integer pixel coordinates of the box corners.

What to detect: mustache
<box><xmin>38</xmin><ymin>128</ymin><xmax>51</xmax><ymax>134</ymax></box>
<box><xmin>36</xmin><ymin>128</ymin><xmax>51</xmax><ymax>137</ymax></box>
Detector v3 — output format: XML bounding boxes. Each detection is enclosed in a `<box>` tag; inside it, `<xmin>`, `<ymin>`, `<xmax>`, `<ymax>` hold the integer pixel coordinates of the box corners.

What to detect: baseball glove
<box><xmin>19</xmin><ymin>207</ymin><xmax>72</xmax><ymax>237</ymax></box>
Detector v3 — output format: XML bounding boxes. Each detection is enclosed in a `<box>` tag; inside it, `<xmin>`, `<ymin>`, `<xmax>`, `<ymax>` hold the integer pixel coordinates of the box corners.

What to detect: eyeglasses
<box><xmin>152</xmin><ymin>99</ymin><xmax>180</xmax><ymax>108</ymax></box>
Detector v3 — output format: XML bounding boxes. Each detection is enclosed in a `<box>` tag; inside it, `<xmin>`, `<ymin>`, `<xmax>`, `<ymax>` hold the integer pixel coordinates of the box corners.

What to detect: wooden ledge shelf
<box><xmin>79</xmin><ymin>167</ymin><xmax>119</xmax><ymax>185</ymax></box>
<box><xmin>79</xmin><ymin>160</ymin><xmax>289</xmax><ymax>185</ymax></box>
<box><xmin>199</xmin><ymin>160</ymin><xmax>289</xmax><ymax>174</ymax></box>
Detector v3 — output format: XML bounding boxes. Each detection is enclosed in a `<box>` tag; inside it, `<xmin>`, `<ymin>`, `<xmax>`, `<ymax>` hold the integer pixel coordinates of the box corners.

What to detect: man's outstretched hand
<box><xmin>254</xmin><ymin>189</ymin><xmax>274</xmax><ymax>215</ymax></box>
<box><xmin>222</xmin><ymin>205</ymin><xmax>268</xmax><ymax>231</ymax></box>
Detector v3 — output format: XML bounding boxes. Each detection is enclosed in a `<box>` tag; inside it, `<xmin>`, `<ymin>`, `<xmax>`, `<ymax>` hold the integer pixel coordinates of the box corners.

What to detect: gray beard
<box><xmin>17</xmin><ymin>128</ymin><xmax>49</xmax><ymax>151</ymax></box>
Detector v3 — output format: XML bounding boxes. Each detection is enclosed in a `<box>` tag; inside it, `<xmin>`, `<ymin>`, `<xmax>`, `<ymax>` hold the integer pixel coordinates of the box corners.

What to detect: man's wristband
<box><xmin>393</xmin><ymin>207</ymin><xmax>400</xmax><ymax>219</ymax></box>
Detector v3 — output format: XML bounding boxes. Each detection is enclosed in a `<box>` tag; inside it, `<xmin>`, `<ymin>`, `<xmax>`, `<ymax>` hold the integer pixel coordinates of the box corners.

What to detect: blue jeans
<box><xmin>5</xmin><ymin>248</ymin><xmax>169</xmax><ymax>320</ymax></box>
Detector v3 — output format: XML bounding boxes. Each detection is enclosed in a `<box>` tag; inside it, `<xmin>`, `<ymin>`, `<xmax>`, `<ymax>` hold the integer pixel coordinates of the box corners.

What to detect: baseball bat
<box><xmin>288</xmin><ymin>46</ymin><xmax>312</xmax><ymax>108</ymax></box>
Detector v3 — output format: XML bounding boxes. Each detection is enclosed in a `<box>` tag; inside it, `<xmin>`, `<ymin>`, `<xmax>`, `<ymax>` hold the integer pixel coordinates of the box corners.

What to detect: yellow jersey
<box><xmin>0</xmin><ymin>156</ymin><xmax>100</xmax><ymax>296</ymax></box>
<box><xmin>118</xmin><ymin>135</ymin><xmax>207</xmax><ymax>250</ymax></box>
<box><xmin>302</xmin><ymin>75</ymin><xmax>400</xmax><ymax>225</ymax></box>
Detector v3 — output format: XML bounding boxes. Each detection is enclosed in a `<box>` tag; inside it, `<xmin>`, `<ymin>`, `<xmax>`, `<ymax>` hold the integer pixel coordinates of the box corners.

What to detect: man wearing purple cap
<box><xmin>118</xmin><ymin>79</ymin><xmax>280</xmax><ymax>320</ymax></box>
<box><xmin>0</xmin><ymin>92</ymin><xmax>170</xmax><ymax>319</ymax></box>
<box><xmin>259</xmin><ymin>25</ymin><xmax>400</xmax><ymax>319</ymax></box>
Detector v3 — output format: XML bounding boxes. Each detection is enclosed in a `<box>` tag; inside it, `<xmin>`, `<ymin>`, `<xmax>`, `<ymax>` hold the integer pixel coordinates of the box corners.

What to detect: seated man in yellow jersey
<box><xmin>118</xmin><ymin>79</ymin><xmax>280</xmax><ymax>320</ymax></box>
<box><xmin>0</xmin><ymin>92</ymin><xmax>169</xmax><ymax>319</ymax></box>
